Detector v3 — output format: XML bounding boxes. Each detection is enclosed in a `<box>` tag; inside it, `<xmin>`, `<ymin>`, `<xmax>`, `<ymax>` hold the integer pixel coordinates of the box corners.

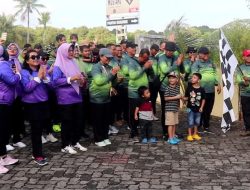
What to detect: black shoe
<box><xmin>163</xmin><ymin>135</ymin><xmax>168</xmax><ymax>141</ymax></box>
<box><xmin>34</xmin><ymin>157</ymin><xmax>48</xmax><ymax>166</ymax></box>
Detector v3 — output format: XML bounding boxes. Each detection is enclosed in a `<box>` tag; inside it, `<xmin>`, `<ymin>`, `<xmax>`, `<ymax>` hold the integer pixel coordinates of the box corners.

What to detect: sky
<box><xmin>0</xmin><ymin>0</ymin><xmax>250</xmax><ymax>32</ymax></box>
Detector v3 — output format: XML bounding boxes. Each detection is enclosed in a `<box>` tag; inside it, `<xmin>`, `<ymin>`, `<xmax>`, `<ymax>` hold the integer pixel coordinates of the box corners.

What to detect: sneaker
<box><xmin>34</xmin><ymin>157</ymin><xmax>48</xmax><ymax>166</ymax></box>
<box><xmin>6</xmin><ymin>145</ymin><xmax>15</xmax><ymax>152</ymax></box>
<box><xmin>192</xmin><ymin>134</ymin><xmax>202</xmax><ymax>140</ymax></box>
<box><xmin>173</xmin><ymin>137</ymin><xmax>182</xmax><ymax>143</ymax></box>
<box><xmin>46</xmin><ymin>134</ymin><xmax>58</xmax><ymax>143</ymax></box>
<box><xmin>61</xmin><ymin>146</ymin><xmax>77</xmax><ymax>154</ymax></box>
<box><xmin>103</xmin><ymin>139</ymin><xmax>111</xmax><ymax>145</ymax></box>
<box><xmin>187</xmin><ymin>135</ymin><xmax>194</xmax><ymax>141</ymax></box>
<box><xmin>74</xmin><ymin>142</ymin><xmax>87</xmax><ymax>151</ymax></box>
<box><xmin>0</xmin><ymin>155</ymin><xmax>19</xmax><ymax>166</ymax></box>
<box><xmin>0</xmin><ymin>165</ymin><xmax>9</xmax><ymax>174</ymax></box>
<box><xmin>109</xmin><ymin>125</ymin><xmax>119</xmax><ymax>134</ymax></box>
<box><xmin>95</xmin><ymin>141</ymin><xmax>106</xmax><ymax>147</ymax></box>
<box><xmin>168</xmin><ymin>138</ymin><xmax>178</xmax><ymax>145</ymax></box>
<box><xmin>52</xmin><ymin>124</ymin><xmax>61</xmax><ymax>133</ymax></box>
<box><xmin>41</xmin><ymin>136</ymin><xmax>47</xmax><ymax>144</ymax></box>
<box><xmin>149</xmin><ymin>137</ymin><xmax>157</xmax><ymax>144</ymax></box>
<box><xmin>153</xmin><ymin>115</ymin><xmax>159</xmax><ymax>121</ymax></box>
<box><xmin>141</xmin><ymin>138</ymin><xmax>148</xmax><ymax>144</ymax></box>
<box><xmin>13</xmin><ymin>142</ymin><xmax>27</xmax><ymax>148</ymax></box>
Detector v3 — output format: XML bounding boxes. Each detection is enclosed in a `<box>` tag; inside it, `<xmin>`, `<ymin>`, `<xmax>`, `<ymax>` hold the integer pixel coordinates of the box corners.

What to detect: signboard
<box><xmin>106</xmin><ymin>18</ymin><xmax>139</xmax><ymax>26</ymax></box>
<box><xmin>135</xmin><ymin>34</ymin><xmax>165</xmax><ymax>51</ymax></box>
<box><xmin>106</xmin><ymin>0</ymin><xmax>139</xmax><ymax>26</ymax></box>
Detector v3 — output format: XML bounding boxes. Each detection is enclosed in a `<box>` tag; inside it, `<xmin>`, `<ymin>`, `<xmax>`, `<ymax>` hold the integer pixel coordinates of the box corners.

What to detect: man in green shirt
<box><xmin>127</xmin><ymin>43</ymin><xmax>152</xmax><ymax>140</ymax></box>
<box><xmin>192</xmin><ymin>47</ymin><xmax>221</xmax><ymax>132</ymax></box>
<box><xmin>89</xmin><ymin>48</ymin><xmax>120</xmax><ymax>147</ymax></box>
<box><xmin>183</xmin><ymin>46</ymin><xmax>197</xmax><ymax>84</ymax></box>
<box><xmin>237</xmin><ymin>49</ymin><xmax>250</xmax><ymax>136</ymax></box>
<box><xmin>149</xmin><ymin>44</ymin><xmax>160</xmax><ymax>119</ymax></box>
<box><xmin>158</xmin><ymin>41</ymin><xmax>183</xmax><ymax>139</ymax></box>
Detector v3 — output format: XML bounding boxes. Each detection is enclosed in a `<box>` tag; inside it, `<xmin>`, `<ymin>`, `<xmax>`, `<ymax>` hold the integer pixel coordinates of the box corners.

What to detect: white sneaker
<box><xmin>103</xmin><ymin>139</ymin><xmax>111</xmax><ymax>145</ymax></box>
<box><xmin>46</xmin><ymin>134</ymin><xmax>58</xmax><ymax>143</ymax></box>
<box><xmin>0</xmin><ymin>165</ymin><xmax>9</xmax><ymax>174</ymax></box>
<box><xmin>13</xmin><ymin>142</ymin><xmax>26</xmax><ymax>148</ymax></box>
<box><xmin>41</xmin><ymin>136</ymin><xmax>47</xmax><ymax>144</ymax></box>
<box><xmin>95</xmin><ymin>141</ymin><xmax>106</xmax><ymax>147</ymax></box>
<box><xmin>0</xmin><ymin>155</ymin><xmax>19</xmax><ymax>166</ymax></box>
<box><xmin>74</xmin><ymin>142</ymin><xmax>87</xmax><ymax>151</ymax></box>
<box><xmin>61</xmin><ymin>146</ymin><xmax>77</xmax><ymax>154</ymax></box>
<box><xmin>109</xmin><ymin>125</ymin><xmax>119</xmax><ymax>134</ymax></box>
<box><xmin>6</xmin><ymin>144</ymin><xmax>15</xmax><ymax>152</ymax></box>
<box><xmin>153</xmin><ymin>115</ymin><xmax>159</xmax><ymax>121</ymax></box>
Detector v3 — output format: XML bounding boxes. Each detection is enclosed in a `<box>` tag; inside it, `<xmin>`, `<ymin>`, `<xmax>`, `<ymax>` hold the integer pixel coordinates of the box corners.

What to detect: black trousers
<box><xmin>24</xmin><ymin>102</ymin><xmax>50</xmax><ymax>157</ymax></box>
<box><xmin>91</xmin><ymin>102</ymin><xmax>110</xmax><ymax>142</ymax></box>
<box><xmin>119</xmin><ymin>86</ymin><xmax>129</xmax><ymax>122</ymax></box>
<box><xmin>159</xmin><ymin>91</ymin><xmax>167</xmax><ymax>135</ymax></box>
<box><xmin>128</xmin><ymin>98</ymin><xmax>139</xmax><ymax>136</ymax></box>
<box><xmin>48</xmin><ymin>89</ymin><xmax>61</xmax><ymax>126</ymax></box>
<box><xmin>139</xmin><ymin>119</ymin><xmax>153</xmax><ymax>139</ymax></box>
<box><xmin>0</xmin><ymin>104</ymin><xmax>11</xmax><ymax>156</ymax></box>
<box><xmin>110</xmin><ymin>95</ymin><xmax>122</xmax><ymax>124</ymax></box>
<box><xmin>241</xmin><ymin>96</ymin><xmax>250</xmax><ymax>131</ymax></box>
<box><xmin>10</xmin><ymin>97</ymin><xmax>25</xmax><ymax>143</ymax></box>
<box><xmin>149</xmin><ymin>82</ymin><xmax>160</xmax><ymax>115</ymax></box>
<box><xmin>200</xmin><ymin>93</ymin><xmax>215</xmax><ymax>129</ymax></box>
<box><xmin>82</xmin><ymin>89</ymin><xmax>91</xmax><ymax>126</ymax></box>
<box><xmin>59</xmin><ymin>103</ymin><xmax>83</xmax><ymax>148</ymax></box>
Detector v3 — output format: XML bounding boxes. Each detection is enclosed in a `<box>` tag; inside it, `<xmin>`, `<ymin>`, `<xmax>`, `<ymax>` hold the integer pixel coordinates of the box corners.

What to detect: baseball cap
<box><xmin>198</xmin><ymin>47</ymin><xmax>209</xmax><ymax>54</ymax></box>
<box><xmin>242</xmin><ymin>49</ymin><xmax>250</xmax><ymax>57</ymax></box>
<box><xmin>186</xmin><ymin>46</ymin><xmax>197</xmax><ymax>54</ymax></box>
<box><xmin>99</xmin><ymin>48</ymin><xmax>113</xmax><ymax>58</ymax></box>
<box><xmin>168</xmin><ymin>71</ymin><xmax>178</xmax><ymax>78</ymax></box>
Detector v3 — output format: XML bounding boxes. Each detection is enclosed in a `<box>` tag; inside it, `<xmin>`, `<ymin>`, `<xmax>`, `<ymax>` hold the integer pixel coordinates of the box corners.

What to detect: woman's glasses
<box><xmin>30</xmin><ymin>55</ymin><xmax>40</xmax><ymax>60</ymax></box>
<box><xmin>8</xmin><ymin>47</ymin><xmax>18</xmax><ymax>51</ymax></box>
<box><xmin>41</xmin><ymin>57</ymin><xmax>49</xmax><ymax>61</ymax></box>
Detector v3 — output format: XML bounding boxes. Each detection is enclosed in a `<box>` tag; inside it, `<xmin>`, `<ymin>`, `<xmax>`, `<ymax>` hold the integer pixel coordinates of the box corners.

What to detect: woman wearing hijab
<box><xmin>0</xmin><ymin>45</ymin><xmax>20</xmax><ymax>174</ymax></box>
<box><xmin>21</xmin><ymin>49</ymin><xmax>50</xmax><ymax>166</ymax></box>
<box><xmin>6</xmin><ymin>43</ymin><xmax>27</xmax><ymax>151</ymax></box>
<box><xmin>52</xmin><ymin>43</ymin><xmax>87</xmax><ymax>154</ymax></box>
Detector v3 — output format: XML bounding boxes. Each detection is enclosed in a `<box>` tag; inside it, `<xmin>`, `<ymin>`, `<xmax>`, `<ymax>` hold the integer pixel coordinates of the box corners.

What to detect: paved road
<box><xmin>0</xmin><ymin>111</ymin><xmax>250</xmax><ymax>190</ymax></box>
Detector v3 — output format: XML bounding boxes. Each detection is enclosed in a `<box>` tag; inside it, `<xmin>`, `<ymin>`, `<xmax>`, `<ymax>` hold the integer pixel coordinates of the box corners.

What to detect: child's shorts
<box><xmin>188</xmin><ymin>109</ymin><xmax>201</xmax><ymax>128</ymax></box>
<box><xmin>165</xmin><ymin>112</ymin><xmax>179</xmax><ymax>126</ymax></box>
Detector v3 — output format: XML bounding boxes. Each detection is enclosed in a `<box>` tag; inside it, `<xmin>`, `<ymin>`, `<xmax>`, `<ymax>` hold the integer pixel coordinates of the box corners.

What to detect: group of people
<box><xmin>0</xmin><ymin>32</ymin><xmax>250</xmax><ymax>174</ymax></box>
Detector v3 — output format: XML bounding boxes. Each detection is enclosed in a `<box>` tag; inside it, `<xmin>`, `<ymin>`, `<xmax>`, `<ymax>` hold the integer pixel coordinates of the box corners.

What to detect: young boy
<box><xmin>184</xmin><ymin>73</ymin><xmax>205</xmax><ymax>141</ymax></box>
<box><xmin>134</xmin><ymin>86</ymin><xmax>157</xmax><ymax>144</ymax></box>
<box><xmin>164</xmin><ymin>72</ymin><xmax>182</xmax><ymax>145</ymax></box>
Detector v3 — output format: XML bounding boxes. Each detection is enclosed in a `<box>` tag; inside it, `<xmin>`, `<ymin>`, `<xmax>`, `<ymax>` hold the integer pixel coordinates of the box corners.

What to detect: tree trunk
<box><xmin>27</xmin><ymin>7</ymin><xmax>30</xmax><ymax>43</ymax></box>
<box><xmin>42</xmin><ymin>24</ymin><xmax>46</xmax><ymax>44</ymax></box>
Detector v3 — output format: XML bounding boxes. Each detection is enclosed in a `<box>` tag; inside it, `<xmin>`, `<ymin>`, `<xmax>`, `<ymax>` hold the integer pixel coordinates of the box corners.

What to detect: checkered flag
<box><xmin>219</xmin><ymin>30</ymin><xmax>238</xmax><ymax>133</ymax></box>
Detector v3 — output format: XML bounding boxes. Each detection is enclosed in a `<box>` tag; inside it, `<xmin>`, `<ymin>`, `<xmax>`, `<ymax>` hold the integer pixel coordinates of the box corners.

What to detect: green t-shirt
<box><xmin>89</xmin><ymin>62</ymin><xmax>115</xmax><ymax>103</ymax></box>
<box><xmin>158</xmin><ymin>54</ymin><xmax>180</xmax><ymax>91</ymax></box>
<box><xmin>192</xmin><ymin>59</ymin><xmax>218</xmax><ymax>93</ymax></box>
<box><xmin>236</xmin><ymin>63</ymin><xmax>250</xmax><ymax>97</ymax></box>
<box><xmin>127</xmin><ymin>56</ymin><xmax>149</xmax><ymax>99</ymax></box>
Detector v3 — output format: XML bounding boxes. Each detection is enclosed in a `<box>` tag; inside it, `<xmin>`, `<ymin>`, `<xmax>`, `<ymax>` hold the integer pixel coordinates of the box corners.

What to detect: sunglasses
<box><xmin>41</xmin><ymin>57</ymin><xmax>49</xmax><ymax>61</ymax></box>
<box><xmin>30</xmin><ymin>55</ymin><xmax>40</xmax><ymax>60</ymax></box>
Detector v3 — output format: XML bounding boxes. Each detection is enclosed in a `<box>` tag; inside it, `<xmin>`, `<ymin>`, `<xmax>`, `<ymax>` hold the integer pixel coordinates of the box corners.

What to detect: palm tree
<box><xmin>38</xmin><ymin>12</ymin><xmax>50</xmax><ymax>44</ymax></box>
<box><xmin>0</xmin><ymin>14</ymin><xmax>15</xmax><ymax>34</ymax></box>
<box><xmin>14</xmin><ymin>0</ymin><xmax>45</xmax><ymax>43</ymax></box>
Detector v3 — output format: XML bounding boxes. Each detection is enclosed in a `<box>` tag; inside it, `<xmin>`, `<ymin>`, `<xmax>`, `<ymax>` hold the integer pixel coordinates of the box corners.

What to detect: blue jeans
<box><xmin>188</xmin><ymin>109</ymin><xmax>201</xmax><ymax>128</ymax></box>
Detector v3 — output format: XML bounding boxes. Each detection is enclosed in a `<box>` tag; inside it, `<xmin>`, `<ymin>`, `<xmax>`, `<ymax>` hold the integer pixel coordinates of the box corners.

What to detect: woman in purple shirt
<box><xmin>53</xmin><ymin>43</ymin><xmax>87</xmax><ymax>154</ymax></box>
<box><xmin>0</xmin><ymin>47</ymin><xmax>20</xmax><ymax>174</ymax></box>
<box><xmin>21</xmin><ymin>49</ymin><xmax>50</xmax><ymax>166</ymax></box>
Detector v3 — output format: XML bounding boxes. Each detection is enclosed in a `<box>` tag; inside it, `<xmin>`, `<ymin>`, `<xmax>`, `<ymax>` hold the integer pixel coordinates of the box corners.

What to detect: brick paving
<box><xmin>1</xmin><ymin>111</ymin><xmax>250</xmax><ymax>190</ymax></box>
